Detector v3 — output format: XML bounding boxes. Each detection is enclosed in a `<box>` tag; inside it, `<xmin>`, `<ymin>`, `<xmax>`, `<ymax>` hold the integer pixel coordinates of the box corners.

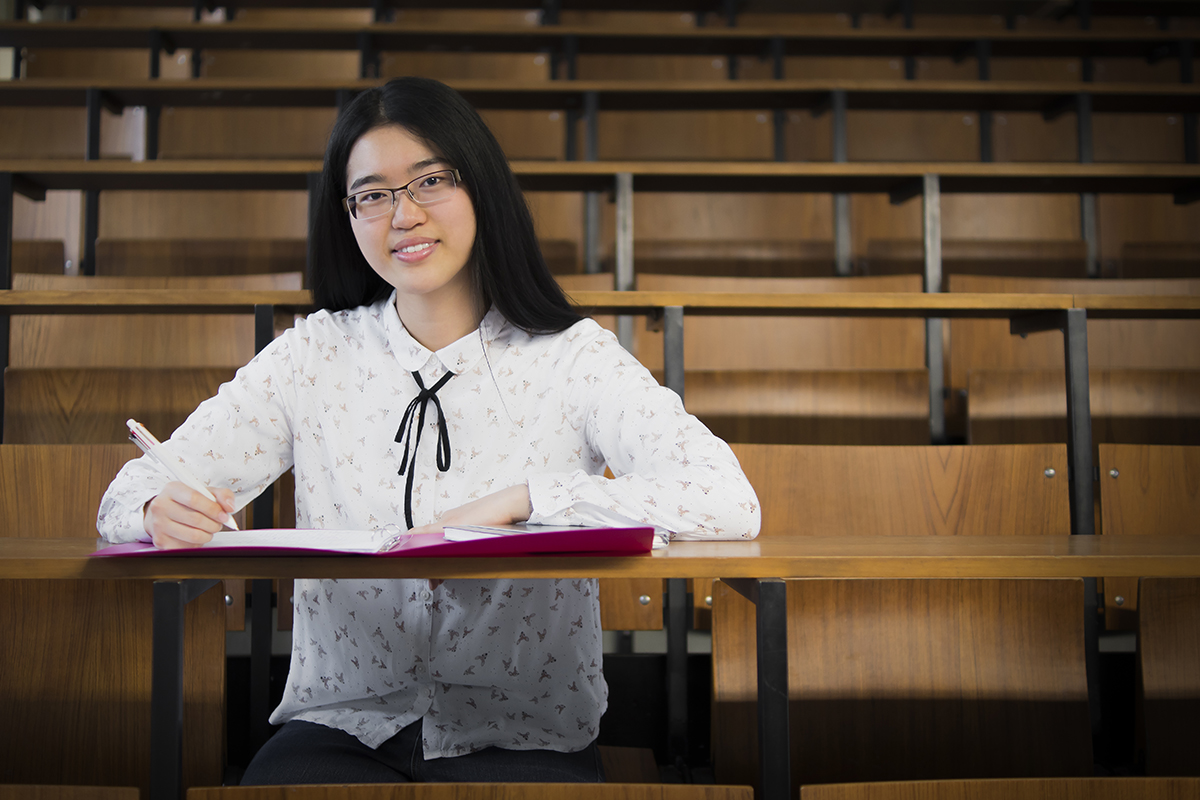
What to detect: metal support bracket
<box><xmin>358</xmin><ymin>32</ymin><xmax>379</xmax><ymax>79</ymax></box>
<box><xmin>663</xmin><ymin>306</ymin><xmax>684</xmax><ymax>402</ymax></box>
<box><xmin>614</xmin><ymin>172</ymin><xmax>634</xmax><ymax>351</ymax></box>
<box><xmin>665</xmin><ymin>577</ymin><xmax>689</xmax><ymax>777</ymax></box>
<box><xmin>888</xmin><ymin>177</ymin><xmax>924</xmax><ymax>205</ymax></box>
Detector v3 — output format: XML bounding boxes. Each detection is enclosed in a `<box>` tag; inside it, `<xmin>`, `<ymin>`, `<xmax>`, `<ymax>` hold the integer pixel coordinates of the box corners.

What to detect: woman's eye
<box><xmin>420</xmin><ymin>176</ymin><xmax>442</xmax><ymax>188</ymax></box>
<box><xmin>362</xmin><ymin>191</ymin><xmax>389</xmax><ymax>202</ymax></box>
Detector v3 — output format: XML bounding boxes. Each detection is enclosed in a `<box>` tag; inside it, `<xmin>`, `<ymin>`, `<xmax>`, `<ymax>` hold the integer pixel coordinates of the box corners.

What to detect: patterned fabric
<box><xmin>98</xmin><ymin>293</ymin><xmax>760</xmax><ymax>757</ymax></box>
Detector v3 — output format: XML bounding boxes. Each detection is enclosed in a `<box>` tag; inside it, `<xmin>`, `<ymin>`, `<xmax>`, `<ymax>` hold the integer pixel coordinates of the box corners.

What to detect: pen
<box><xmin>126</xmin><ymin>418</ymin><xmax>239</xmax><ymax>531</ymax></box>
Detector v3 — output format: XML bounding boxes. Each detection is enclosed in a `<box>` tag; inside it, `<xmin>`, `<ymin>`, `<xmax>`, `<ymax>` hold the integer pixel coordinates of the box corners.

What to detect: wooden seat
<box><xmin>967</xmin><ymin>369</ymin><xmax>1200</xmax><ymax>447</ymax></box>
<box><xmin>94</xmin><ymin>239</ymin><xmax>306</xmax><ymax>277</ymax></box>
<box><xmin>1137</xmin><ymin>578</ymin><xmax>1200</xmax><ymax>777</ymax></box>
<box><xmin>634</xmin><ymin>274</ymin><xmax>929</xmax><ymax>446</ymax></box>
<box><xmin>1096</xmin><ymin>444</ymin><xmax>1200</xmax><ymax>628</ymax></box>
<box><xmin>9</xmin><ymin>273</ymin><xmax>304</xmax><ymax>368</ymax></box>
<box><xmin>712</xmin><ymin>443</ymin><xmax>1091</xmax><ymax>796</ymax></box>
<box><xmin>11</xmin><ymin>241</ymin><xmax>65</xmax><ymax>275</ymax></box>
<box><xmin>614</xmin><ymin>240</ymin><xmax>837</xmax><ymax>278</ymax></box>
<box><xmin>799</xmin><ymin>777</ymin><xmax>1200</xmax><ymax>800</ymax></box>
<box><xmin>0</xmin><ymin>444</ymin><xmax>225</xmax><ymax>796</ymax></box>
<box><xmin>947</xmin><ymin>276</ymin><xmax>1200</xmax><ymax>438</ymax></box>
<box><xmin>187</xmin><ymin>785</ymin><xmax>752</xmax><ymax>800</ymax></box>
<box><xmin>0</xmin><ymin>789</ymin><xmax>140</xmax><ymax>800</ymax></box>
<box><xmin>1118</xmin><ymin>242</ymin><xmax>1200</xmax><ymax>280</ymax></box>
<box><xmin>863</xmin><ymin>239</ymin><xmax>1089</xmax><ymax>283</ymax></box>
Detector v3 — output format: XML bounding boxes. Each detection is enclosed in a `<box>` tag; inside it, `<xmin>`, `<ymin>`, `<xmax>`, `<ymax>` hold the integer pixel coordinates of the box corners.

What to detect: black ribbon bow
<box><xmin>394</xmin><ymin>370</ymin><xmax>454</xmax><ymax>529</ymax></box>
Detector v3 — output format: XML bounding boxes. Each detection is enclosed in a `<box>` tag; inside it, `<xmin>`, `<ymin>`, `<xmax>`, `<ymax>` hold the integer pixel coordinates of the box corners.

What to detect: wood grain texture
<box><xmin>947</xmin><ymin>276</ymin><xmax>1200</xmax><ymax>434</ymax></box>
<box><xmin>9</xmin><ymin>273</ymin><xmax>303</xmax><ymax>368</ymax></box>
<box><xmin>675</xmin><ymin>370</ymin><xmax>929</xmax><ymax>446</ymax></box>
<box><xmin>3</xmin><ymin>368</ymin><xmax>235</xmax><ymax>444</ymax></box>
<box><xmin>1098</xmin><ymin>445</ymin><xmax>1200</xmax><ymax>629</ymax></box>
<box><xmin>863</xmin><ymin>239</ymin><xmax>1088</xmax><ymax>282</ymax></box>
<box><xmin>728</xmin><ymin>443</ymin><xmax>1070</xmax><ymax>537</ymax></box>
<box><xmin>799</xmin><ymin>777</ymin><xmax>1200</xmax><ymax>800</ymax></box>
<box><xmin>1138</xmin><ymin>578</ymin><xmax>1200</xmax><ymax>777</ymax></box>
<box><xmin>967</xmin><ymin>369</ymin><xmax>1200</xmax><ymax>447</ymax></box>
<box><xmin>0</xmin><ymin>444</ymin><xmax>224</xmax><ymax>793</ymax></box>
<box><xmin>633</xmin><ymin>274</ymin><xmax>926</xmax><ymax>371</ymax></box>
<box><xmin>0</xmin><ymin>788</ymin><xmax>140</xmax><ymax>800</ymax></box>
<box><xmin>11</xmin><ymin>240</ymin><xmax>66</xmax><ymax>275</ymax></box>
<box><xmin>188</xmin><ymin>785</ymin><xmax>753</xmax><ymax>800</ymax></box>
<box><xmin>96</xmin><ymin>238</ymin><xmax>307</xmax><ymax>277</ymax></box>
<box><xmin>1119</xmin><ymin>242</ymin><xmax>1200</xmax><ymax>280</ymax></box>
<box><xmin>712</xmin><ymin>443</ymin><xmax>1083</xmax><ymax>795</ymax></box>
<box><xmin>712</xmin><ymin>578</ymin><xmax>1092</xmax><ymax>793</ymax></box>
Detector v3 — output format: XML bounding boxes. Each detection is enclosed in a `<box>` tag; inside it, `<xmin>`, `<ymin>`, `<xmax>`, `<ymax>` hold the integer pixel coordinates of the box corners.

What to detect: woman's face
<box><xmin>345</xmin><ymin>124</ymin><xmax>478</xmax><ymax>311</ymax></box>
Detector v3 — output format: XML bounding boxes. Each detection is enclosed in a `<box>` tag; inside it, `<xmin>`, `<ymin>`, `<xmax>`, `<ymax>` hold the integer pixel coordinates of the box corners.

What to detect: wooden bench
<box><xmin>712</xmin><ymin>442</ymin><xmax>1091</xmax><ymax>797</ymax></box>
<box><xmin>0</xmin><ymin>444</ymin><xmax>226</xmax><ymax>797</ymax></box>
<box><xmin>799</xmin><ymin>777</ymin><xmax>1200</xmax><ymax>800</ymax></box>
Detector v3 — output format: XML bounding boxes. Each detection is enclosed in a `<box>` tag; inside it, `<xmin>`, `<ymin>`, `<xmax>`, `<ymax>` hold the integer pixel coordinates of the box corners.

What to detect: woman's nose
<box><xmin>390</xmin><ymin>192</ymin><xmax>426</xmax><ymax>228</ymax></box>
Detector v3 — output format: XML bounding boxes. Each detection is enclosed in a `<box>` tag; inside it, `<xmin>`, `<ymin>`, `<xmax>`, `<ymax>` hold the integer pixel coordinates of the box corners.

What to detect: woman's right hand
<box><xmin>143</xmin><ymin>481</ymin><xmax>236</xmax><ymax>550</ymax></box>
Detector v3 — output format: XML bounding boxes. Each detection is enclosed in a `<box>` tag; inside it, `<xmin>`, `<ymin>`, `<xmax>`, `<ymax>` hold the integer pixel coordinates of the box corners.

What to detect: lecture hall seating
<box><xmin>711</xmin><ymin>442</ymin><xmax>1091</xmax><ymax>797</ymax></box>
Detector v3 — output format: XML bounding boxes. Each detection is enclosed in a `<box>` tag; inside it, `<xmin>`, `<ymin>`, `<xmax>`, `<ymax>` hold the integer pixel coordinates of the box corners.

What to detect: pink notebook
<box><xmin>92</xmin><ymin>524</ymin><xmax>655</xmax><ymax>558</ymax></box>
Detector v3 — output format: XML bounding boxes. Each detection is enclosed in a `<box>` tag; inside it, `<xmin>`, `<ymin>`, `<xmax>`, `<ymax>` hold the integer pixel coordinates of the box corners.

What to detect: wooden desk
<box><xmin>2</xmin><ymin>534</ymin><xmax>1199</xmax><ymax>800</ymax></box>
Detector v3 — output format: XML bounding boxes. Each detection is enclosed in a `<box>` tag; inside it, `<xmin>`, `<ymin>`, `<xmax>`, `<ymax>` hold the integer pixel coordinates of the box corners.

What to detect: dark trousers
<box><xmin>241</xmin><ymin>719</ymin><xmax>606</xmax><ymax>785</ymax></box>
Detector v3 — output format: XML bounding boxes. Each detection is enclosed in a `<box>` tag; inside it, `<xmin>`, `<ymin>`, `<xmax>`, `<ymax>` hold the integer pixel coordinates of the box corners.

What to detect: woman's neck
<box><xmin>393</xmin><ymin>288</ymin><xmax>486</xmax><ymax>353</ymax></box>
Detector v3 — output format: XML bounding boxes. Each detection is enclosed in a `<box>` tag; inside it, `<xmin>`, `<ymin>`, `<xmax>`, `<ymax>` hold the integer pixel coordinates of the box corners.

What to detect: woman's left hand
<box><xmin>407</xmin><ymin>483</ymin><xmax>532</xmax><ymax>589</ymax></box>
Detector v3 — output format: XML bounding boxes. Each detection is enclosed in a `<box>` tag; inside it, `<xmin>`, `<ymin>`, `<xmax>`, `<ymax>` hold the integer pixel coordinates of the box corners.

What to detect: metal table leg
<box><xmin>150</xmin><ymin>578</ymin><xmax>219</xmax><ymax>800</ymax></box>
<box><xmin>725</xmin><ymin>578</ymin><xmax>790</xmax><ymax>800</ymax></box>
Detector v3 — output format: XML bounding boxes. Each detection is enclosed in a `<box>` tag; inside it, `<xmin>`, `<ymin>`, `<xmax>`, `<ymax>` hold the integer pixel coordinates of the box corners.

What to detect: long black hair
<box><xmin>309</xmin><ymin>76</ymin><xmax>582</xmax><ymax>335</ymax></box>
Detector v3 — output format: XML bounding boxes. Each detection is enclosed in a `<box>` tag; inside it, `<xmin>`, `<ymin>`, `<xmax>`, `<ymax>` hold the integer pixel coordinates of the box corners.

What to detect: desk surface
<box><xmin>2</xmin><ymin>535</ymin><xmax>1198</xmax><ymax>581</ymax></box>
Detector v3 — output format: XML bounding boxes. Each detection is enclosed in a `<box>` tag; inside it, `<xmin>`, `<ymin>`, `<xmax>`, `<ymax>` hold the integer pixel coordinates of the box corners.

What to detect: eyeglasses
<box><xmin>342</xmin><ymin>168</ymin><xmax>462</xmax><ymax>220</ymax></box>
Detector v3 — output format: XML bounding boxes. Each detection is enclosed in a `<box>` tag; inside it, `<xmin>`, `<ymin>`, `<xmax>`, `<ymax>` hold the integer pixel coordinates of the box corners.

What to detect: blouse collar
<box><xmin>379</xmin><ymin>290</ymin><xmax>506</xmax><ymax>376</ymax></box>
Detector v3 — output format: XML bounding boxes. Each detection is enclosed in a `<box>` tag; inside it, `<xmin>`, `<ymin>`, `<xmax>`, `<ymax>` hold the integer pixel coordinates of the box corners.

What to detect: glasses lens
<box><xmin>410</xmin><ymin>170</ymin><xmax>457</xmax><ymax>205</ymax></box>
<box><xmin>350</xmin><ymin>190</ymin><xmax>395</xmax><ymax>220</ymax></box>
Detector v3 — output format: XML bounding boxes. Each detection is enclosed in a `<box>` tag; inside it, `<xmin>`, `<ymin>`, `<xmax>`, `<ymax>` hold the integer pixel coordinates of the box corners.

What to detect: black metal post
<box><xmin>1062</xmin><ymin>308</ymin><xmax>1095</xmax><ymax>537</ymax></box>
<box><xmin>0</xmin><ymin>172</ymin><xmax>12</xmax><ymax>443</ymax></box>
<box><xmin>903</xmin><ymin>0</ymin><xmax>915</xmax><ymax>79</ymax></box>
<box><xmin>755</xmin><ymin>579</ymin><xmax>790</xmax><ymax>800</ymax></box>
<box><xmin>665</xmin><ymin>577</ymin><xmax>689</xmax><ymax>778</ymax></box>
<box><xmin>150</xmin><ymin>579</ymin><xmax>219</xmax><ymax>800</ymax></box>
<box><xmin>978</xmin><ymin>39</ymin><xmax>993</xmax><ymax>163</ymax></box>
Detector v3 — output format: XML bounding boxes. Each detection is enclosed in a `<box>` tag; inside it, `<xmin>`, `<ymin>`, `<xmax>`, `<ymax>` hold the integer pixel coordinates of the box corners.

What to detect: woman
<box><xmin>97</xmin><ymin>76</ymin><xmax>760</xmax><ymax>784</ymax></box>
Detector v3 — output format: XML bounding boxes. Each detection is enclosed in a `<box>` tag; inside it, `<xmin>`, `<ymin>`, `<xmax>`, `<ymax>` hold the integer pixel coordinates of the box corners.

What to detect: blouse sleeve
<box><xmin>95</xmin><ymin>330</ymin><xmax>299</xmax><ymax>543</ymax></box>
<box><xmin>525</xmin><ymin>324</ymin><xmax>760</xmax><ymax>541</ymax></box>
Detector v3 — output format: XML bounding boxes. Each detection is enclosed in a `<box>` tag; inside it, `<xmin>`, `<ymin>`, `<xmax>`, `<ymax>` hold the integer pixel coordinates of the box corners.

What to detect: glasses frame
<box><xmin>342</xmin><ymin>168</ymin><xmax>463</xmax><ymax>220</ymax></box>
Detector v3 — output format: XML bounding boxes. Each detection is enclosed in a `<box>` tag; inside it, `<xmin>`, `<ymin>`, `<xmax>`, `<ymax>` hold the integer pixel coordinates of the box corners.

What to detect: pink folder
<box><xmin>92</xmin><ymin>525</ymin><xmax>655</xmax><ymax>558</ymax></box>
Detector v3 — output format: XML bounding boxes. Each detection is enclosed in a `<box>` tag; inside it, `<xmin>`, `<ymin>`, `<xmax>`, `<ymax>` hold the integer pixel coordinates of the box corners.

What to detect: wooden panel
<box><xmin>98</xmin><ymin>191</ymin><xmax>308</xmax><ymax>240</ymax></box>
<box><xmin>12</xmin><ymin>241</ymin><xmax>65</xmax><ymax>276</ymax></box>
<box><xmin>712</xmin><ymin>578</ymin><xmax>1092</xmax><ymax>794</ymax></box>
<box><xmin>1118</xmin><ymin>242</ymin><xmax>1200</xmax><ymax>280</ymax></box>
<box><xmin>1099</xmin><ymin>444</ymin><xmax>1200</xmax><ymax>630</ymax></box>
<box><xmin>862</xmin><ymin>239</ymin><xmax>1087</xmax><ymax>282</ymax></box>
<box><xmin>967</xmin><ymin>370</ymin><xmax>1200</xmax><ymax>447</ymax></box>
<box><xmin>1138</xmin><ymin>578</ymin><xmax>1200</xmax><ymax>777</ymax></box>
<box><xmin>0</xmin><ymin>581</ymin><xmax>226</xmax><ymax>794</ymax></box>
<box><xmin>624</xmin><ymin>240</ymin><xmax>837</xmax><ymax>279</ymax></box>
<box><xmin>0</xmin><ymin>789</ymin><xmax>139</xmax><ymax>800</ymax></box>
<box><xmin>0</xmin><ymin>444</ymin><xmax>224</xmax><ymax>794</ymax></box>
<box><xmin>947</xmin><ymin>276</ymin><xmax>1200</xmax><ymax>431</ymax></box>
<box><xmin>189</xmin><ymin>785</ymin><xmax>753</xmax><ymax>800</ymax></box>
<box><xmin>3</xmin><ymin>368</ymin><xmax>235</xmax><ymax>444</ymax></box>
<box><xmin>728</xmin><ymin>443</ymin><xmax>1070</xmax><ymax>538</ymax></box>
<box><xmin>1098</xmin><ymin>197</ymin><xmax>1200</xmax><ymax>266</ymax></box>
<box><xmin>598</xmin><ymin>578</ymin><xmax>664</xmax><ymax>631</ymax></box>
<box><xmin>1099</xmin><ymin>445</ymin><xmax>1200</xmax><ymax>538</ymax></box>
<box><xmin>597</xmin><ymin>111</ymin><xmax>773</xmax><ymax>161</ymax></box>
<box><xmin>800</xmin><ymin>777</ymin><xmax>1200</xmax><ymax>800</ymax></box>
<box><xmin>9</xmin><ymin>273</ymin><xmax>302</xmax><ymax>368</ymax></box>
<box><xmin>677</xmin><ymin>369</ymin><xmax>929</xmax><ymax>446</ymax></box>
<box><xmin>634</xmin><ymin>274</ymin><xmax>926</xmax><ymax>372</ymax></box>
<box><xmin>0</xmin><ymin>443</ymin><xmax>139</xmax><ymax>534</ymax></box>
<box><xmin>849</xmin><ymin>111</ymin><xmax>979</xmax><ymax>162</ymax></box>
<box><xmin>96</xmin><ymin>239</ymin><xmax>306</xmax><ymax>278</ymax></box>
<box><xmin>160</xmin><ymin>108</ymin><xmax>336</xmax><ymax>159</ymax></box>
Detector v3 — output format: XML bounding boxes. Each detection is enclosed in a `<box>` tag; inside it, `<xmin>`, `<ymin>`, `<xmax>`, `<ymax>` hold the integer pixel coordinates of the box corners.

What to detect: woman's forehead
<box><xmin>346</xmin><ymin>125</ymin><xmax>445</xmax><ymax>185</ymax></box>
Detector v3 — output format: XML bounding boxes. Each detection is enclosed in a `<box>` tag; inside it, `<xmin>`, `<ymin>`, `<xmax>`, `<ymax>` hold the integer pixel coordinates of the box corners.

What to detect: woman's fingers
<box><xmin>144</xmin><ymin>481</ymin><xmax>230</xmax><ymax>549</ymax></box>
